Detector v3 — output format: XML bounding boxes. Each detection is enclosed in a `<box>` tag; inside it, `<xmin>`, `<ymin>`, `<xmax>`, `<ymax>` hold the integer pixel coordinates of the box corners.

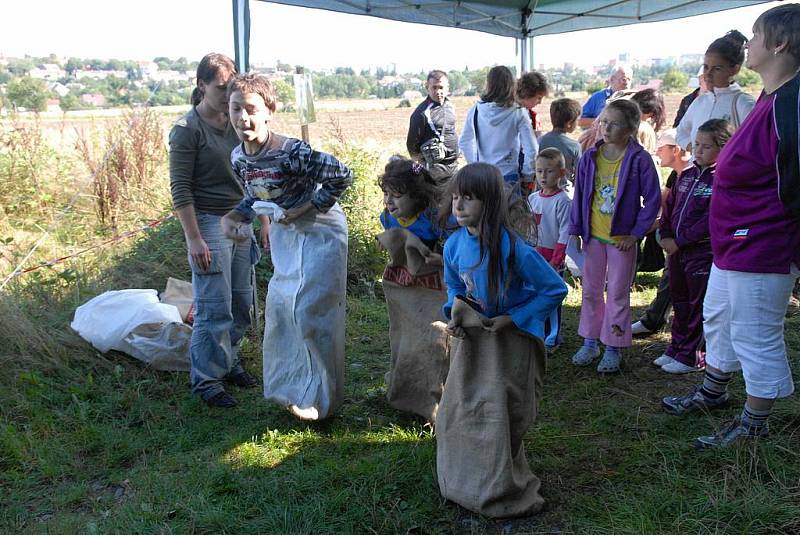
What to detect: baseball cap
<box><xmin>656</xmin><ymin>129</ymin><xmax>678</xmax><ymax>148</ymax></box>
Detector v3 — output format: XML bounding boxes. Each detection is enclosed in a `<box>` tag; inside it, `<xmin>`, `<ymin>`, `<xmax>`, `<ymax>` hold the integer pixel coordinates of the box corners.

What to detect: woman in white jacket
<box><xmin>676</xmin><ymin>30</ymin><xmax>755</xmax><ymax>150</ymax></box>
<box><xmin>459</xmin><ymin>66</ymin><xmax>538</xmax><ymax>184</ymax></box>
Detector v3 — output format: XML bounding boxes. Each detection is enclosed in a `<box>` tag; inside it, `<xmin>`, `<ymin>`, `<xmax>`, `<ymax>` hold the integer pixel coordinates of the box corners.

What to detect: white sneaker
<box><xmin>653</xmin><ymin>354</ymin><xmax>675</xmax><ymax>367</ymax></box>
<box><xmin>631</xmin><ymin>321</ymin><xmax>653</xmax><ymax>336</ymax></box>
<box><xmin>661</xmin><ymin>360</ymin><xmax>705</xmax><ymax>374</ymax></box>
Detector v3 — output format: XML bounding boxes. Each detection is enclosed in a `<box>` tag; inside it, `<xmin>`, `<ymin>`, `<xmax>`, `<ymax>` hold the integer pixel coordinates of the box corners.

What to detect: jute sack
<box><xmin>160</xmin><ymin>277</ymin><xmax>194</xmax><ymax>324</ymax></box>
<box><xmin>436</xmin><ymin>297</ymin><xmax>546</xmax><ymax>518</ymax></box>
<box><xmin>376</xmin><ymin>228</ymin><xmax>449</xmax><ymax>423</ymax></box>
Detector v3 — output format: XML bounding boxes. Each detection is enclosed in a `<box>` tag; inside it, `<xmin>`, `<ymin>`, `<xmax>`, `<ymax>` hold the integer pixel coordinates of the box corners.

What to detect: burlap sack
<box><xmin>376</xmin><ymin>228</ymin><xmax>449</xmax><ymax>422</ymax></box>
<box><xmin>436</xmin><ymin>297</ymin><xmax>546</xmax><ymax>518</ymax></box>
<box><xmin>159</xmin><ymin>277</ymin><xmax>194</xmax><ymax>324</ymax></box>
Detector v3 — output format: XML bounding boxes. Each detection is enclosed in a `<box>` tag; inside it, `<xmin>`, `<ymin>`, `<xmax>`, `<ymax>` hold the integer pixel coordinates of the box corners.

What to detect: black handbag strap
<box><xmin>473</xmin><ymin>103</ymin><xmax>480</xmax><ymax>162</ymax></box>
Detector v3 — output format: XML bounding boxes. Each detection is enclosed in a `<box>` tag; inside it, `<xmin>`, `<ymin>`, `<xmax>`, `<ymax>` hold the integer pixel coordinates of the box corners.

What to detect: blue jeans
<box><xmin>189</xmin><ymin>212</ymin><xmax>259</xmax><ymax>399</ymax></box>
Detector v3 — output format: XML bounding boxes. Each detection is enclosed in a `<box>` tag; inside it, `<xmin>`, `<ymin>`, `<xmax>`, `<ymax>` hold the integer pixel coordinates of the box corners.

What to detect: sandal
<box><xmin>596</xmin><ymin>349</ymin><xmax>621</xmax><ymax>374</ymax></box>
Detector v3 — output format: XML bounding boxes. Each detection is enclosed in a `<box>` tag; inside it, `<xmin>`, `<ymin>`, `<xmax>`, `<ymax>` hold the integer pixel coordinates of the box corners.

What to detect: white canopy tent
<box><xmin>230</xmin><ymin>0</ymin><xmax>772</xmax><ymax>73</ymax></box>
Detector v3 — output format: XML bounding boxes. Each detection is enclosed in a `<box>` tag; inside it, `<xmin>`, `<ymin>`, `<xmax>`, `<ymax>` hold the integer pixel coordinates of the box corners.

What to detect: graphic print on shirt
<box><xmin>459</xmin><ymin>269</ymin><xmax>487</xmax><ymax>313</ymax></box>
<box><xmin>598</xmin><ymin>182</ymin><xmax>616</xmax><ymax>214</ymax></box>
<box><xmin>234</xmin><ymin>159</ymin><xmax>289</xmax><ymax>201</ymax></box>
<box><xmin>693</xmin><ymin>184</ymin><xmax>712</xmax><ymax>198</ymax></box>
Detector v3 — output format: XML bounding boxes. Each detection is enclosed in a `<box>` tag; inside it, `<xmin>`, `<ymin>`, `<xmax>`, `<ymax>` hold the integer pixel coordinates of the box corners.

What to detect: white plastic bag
<box><xmin>71</xmin><ymin>289</ymin><xmax>190</xmax><ymax>370</ymax></box>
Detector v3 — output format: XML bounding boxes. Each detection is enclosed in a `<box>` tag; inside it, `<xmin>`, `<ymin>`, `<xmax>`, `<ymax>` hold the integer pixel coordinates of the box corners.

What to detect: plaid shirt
<box><xmin>232</xmin><ymin>133</ymin><xmax>352</xmax><ymax>222</ymax></box>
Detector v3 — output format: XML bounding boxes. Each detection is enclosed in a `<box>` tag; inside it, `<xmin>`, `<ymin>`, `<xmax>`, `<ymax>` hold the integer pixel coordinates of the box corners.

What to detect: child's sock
<box><xmin>583</xmin><ymin>338</ymin><xmax>598</xmax><ymax>349</ymax></box>
<box><xmin>740</xmin><ymin>403</ymin><xmax>771</xmax><ymax>431</ymax></box>
<box><xmin>699</xmin><ymin>368</ymin><xmax>733</xmax><ymax>399</ymax></box>
<box><xmin>603</xmin><ymin>346</ymin><xmax>620</xmax><ymax>357</ymax></box>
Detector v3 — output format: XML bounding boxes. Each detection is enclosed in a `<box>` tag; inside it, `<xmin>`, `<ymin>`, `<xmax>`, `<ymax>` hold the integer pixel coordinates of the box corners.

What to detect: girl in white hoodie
<box><xmin>459</xmin><ymin>66</ymin><xmax>539</xmax><ymax>185</ymax></box>
<box><xmin>676</xmin><ymin>30</ymin><xmax>755</xmax><ymax>150</ymax></box>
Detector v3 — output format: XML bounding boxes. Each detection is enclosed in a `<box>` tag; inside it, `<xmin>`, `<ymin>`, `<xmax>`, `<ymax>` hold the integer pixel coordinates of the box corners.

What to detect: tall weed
<box><xmin>325</xmin><ymin>118</ymin><xmax>387</xmax><ymax>295</ymax></box>
<box><xmin>75</xmin><ymin>108</ymin><xmax>168</xmax><ymax>231</ymax></box>
<box><xmin>0</xmin><ymin>117</ymin><xmax>59</xmax><ymax>216</ymax></box>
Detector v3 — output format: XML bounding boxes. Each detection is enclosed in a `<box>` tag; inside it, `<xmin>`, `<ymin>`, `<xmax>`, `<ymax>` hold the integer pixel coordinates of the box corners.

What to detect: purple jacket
<box><xmin>659</xmin><ymin>162</ymin><xmax>713</xmax><ymax>252</ymax></box>
<box><xmin>569</xmin><ymin>139</ymin><xmax>661</xmax><ymax>241</ymax></box>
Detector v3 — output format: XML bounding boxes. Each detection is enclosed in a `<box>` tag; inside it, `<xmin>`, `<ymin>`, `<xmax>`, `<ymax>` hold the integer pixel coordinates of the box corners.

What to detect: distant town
<box><xmin>0</xmin><ymin>52</ymin><xmax>761</xmax><ymax>114</ymax></box>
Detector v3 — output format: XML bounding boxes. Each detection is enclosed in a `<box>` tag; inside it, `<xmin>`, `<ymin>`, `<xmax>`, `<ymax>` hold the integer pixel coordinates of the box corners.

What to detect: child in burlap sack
<box><xmin>379</xmin><ymin>156</ymin><xmax>454</xmax><ymax>251</ymax></box>
<box><xmin>437</xmin><ymin>162</ymin><xmax>567</xmax><ymax>517</ymax></box>
<box><xmin>377</xmin><ymin>157</ymin><xmax>454</xmax><ymax>422</ymax></box>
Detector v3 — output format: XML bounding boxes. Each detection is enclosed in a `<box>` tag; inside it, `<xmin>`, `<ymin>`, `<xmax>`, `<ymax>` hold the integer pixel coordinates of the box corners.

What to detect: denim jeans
<box><xmin>189</xmin><ymin>212</ymin><xmax>258</xmax><ymax>399</ymax></box>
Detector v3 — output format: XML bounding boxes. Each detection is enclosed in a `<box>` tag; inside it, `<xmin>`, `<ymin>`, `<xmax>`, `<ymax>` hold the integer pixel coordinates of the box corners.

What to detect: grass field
<box><xmin>1</xmin><ymin>100</ymin><xmax>799</xmax><ymax>534</ymax></box>
<box><xmin>3</xmin><ymin>226</ymin><xmax>798</xmax><ymax>533</ymax></box>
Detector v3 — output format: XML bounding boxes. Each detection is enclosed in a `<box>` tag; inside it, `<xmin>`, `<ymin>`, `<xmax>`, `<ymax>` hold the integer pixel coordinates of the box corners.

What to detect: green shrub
<box><xmin>325</xmin><ymin>135</ymin><xmax>387</xmax><ymax>296</ymax></box>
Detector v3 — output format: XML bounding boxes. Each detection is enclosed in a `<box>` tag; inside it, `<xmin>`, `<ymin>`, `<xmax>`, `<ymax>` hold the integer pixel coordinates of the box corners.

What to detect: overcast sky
<box><xmin>0</xmin><ymin>0</ymin><xmax>781</xmax><ymax>72</ymax></box>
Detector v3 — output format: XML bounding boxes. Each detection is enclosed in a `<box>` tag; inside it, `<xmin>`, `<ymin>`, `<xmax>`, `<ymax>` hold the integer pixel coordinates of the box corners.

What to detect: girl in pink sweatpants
<box><xmin>568</xmin><ymin>99</ymin><xmax>661</xmax><ymax>373</ymax></box>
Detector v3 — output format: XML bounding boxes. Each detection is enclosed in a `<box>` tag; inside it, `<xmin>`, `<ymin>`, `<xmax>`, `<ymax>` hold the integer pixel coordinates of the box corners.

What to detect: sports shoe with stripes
<box><xmin>661</xmin><ymin>386</ymin><xmax>729</xmax><ymax>415</ymax></box>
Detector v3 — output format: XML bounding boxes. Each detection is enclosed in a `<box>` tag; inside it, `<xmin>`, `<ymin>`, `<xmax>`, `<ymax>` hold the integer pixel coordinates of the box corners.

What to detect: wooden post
<box><xmin>296</xmin><ymin>66</ymin><xmax>310</xmax><ymax>143</ymax></box>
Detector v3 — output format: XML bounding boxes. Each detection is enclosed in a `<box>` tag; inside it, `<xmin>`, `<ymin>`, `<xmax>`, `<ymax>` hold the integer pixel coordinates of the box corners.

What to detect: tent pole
<box><xmin>528</xmin><ymin>36</ymin><xmax>534</xmax><ymax>71</ymax></box>
<box><xmin>520</xmin><ymin>38</ymin><xmax>527</xmax><ymax>74</ymax></box>
<box><xmin>232</xmin><ymin>0</ymin><xmax>251</xmax><ymax>73</ymax></box>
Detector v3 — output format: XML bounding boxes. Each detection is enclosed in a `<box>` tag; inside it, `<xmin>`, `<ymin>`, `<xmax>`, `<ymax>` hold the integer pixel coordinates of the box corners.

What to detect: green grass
<box><xmin>1</xmin><ymin>120</ymin><xmax>798</xmax><ymax>533</ymax></box>
<box><xmin>2</xmin><ymin>219</ymin><xmax>799</xmax><ymax>534</ymax></box>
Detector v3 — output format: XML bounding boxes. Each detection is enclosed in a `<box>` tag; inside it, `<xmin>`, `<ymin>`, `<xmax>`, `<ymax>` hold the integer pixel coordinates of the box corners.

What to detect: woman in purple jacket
<box><xmin>662</xmin><ymin>4</ymin><xmax>800</xmax><ymax>448</ymax></box>
<box><xmin>569</xmin><ymin>99</ymin><xmax>661</xmax><ymax>373</ymax></box>
<box><xmin>657</xmin><ymin>119</ymin><xmax>734</xmax><ymax>375</ymax></box>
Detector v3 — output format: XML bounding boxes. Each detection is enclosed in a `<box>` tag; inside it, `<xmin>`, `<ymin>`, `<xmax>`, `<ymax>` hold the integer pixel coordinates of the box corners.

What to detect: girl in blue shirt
<box><xmin>379</xmin><ymin>156</ymin><xmax>454</xmax><ymax>251</ymax></box>
<box><xmin>440</xmin><ymin>162</ymin><xmax>567</xmax><ymax>339</ymax></box>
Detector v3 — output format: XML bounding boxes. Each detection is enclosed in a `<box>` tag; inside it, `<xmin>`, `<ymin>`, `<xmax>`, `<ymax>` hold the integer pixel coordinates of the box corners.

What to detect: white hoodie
<box><xmin>675</xmin><ymin>83</ymin><xmax>755</xmax><ymax>150</ymax></box>
<box><xmin>459</xmin><ymin>101</ymin><xmax>539</xmax><ymax>178</ymax></box>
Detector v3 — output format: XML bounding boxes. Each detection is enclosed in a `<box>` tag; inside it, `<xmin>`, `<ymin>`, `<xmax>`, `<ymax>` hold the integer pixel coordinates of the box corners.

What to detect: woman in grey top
<box><xmin>169</xmin><ymin>53</ymin><xmax>262</xmax><ymax>408</ymax></box>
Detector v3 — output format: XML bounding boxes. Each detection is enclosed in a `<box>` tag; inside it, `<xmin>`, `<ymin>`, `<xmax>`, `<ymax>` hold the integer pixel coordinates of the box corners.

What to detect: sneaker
<box><xmin>572</xmin><ymin>345</ymin><xmax>600</xmax><ymax>366</ymax></box>
<box><xmin>631</xmin><ymin>321</ymin><xmax>653</xmax><ymax>336</ymax></box>
<box><xmin>225</xmin><ymin>370</ymin><xmax>259</xmax><ymax>388</ymax></box>
<box><xmin>653</xmin><ymin>354</ymin><xmax>675</xmax><ymax>367</ymax></box>
<box><xmin>661</xmin><ymin>360</ymin><xmax>705</xmax><ymax>374</ymax></box>
<box><xmin>596</xmin><ymin>349</ymin><xmax>621</xmax><ymax>374</ymax></box>
<box><xmin>661</xmin><ymin>386</ymin><xmax>729</xmax><ymax>416</ymax></box>
<box><xmin>204</xmin><ymin>390</ymin><xmax>238</xmax><ymax>408</ymax></box>
<box><xmin>694</xmin><ymin>417</ymin><xmax>769</xmax><ymax>449</ymax></box>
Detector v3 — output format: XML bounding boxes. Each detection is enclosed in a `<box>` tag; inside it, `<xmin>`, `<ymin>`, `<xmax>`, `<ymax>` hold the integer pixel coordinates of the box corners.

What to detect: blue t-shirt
<box><xmin>581</xmin><ymin>88</ymin><xmax>612</xmax><ymax>119</ymax></box>
<box><xmin>380</xmin><ymin>211</ymin><xmax>456</xmax><ymax>249</ymax></box>
<box><xmin>442</xmin><ymin>227</ymin><xmax>568</xmax><ymax>338</ymax></box>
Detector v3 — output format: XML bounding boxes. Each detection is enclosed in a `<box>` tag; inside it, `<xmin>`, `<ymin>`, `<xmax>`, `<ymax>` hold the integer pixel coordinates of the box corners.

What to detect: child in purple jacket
<box><xmin>657</xmin><ymin>119</ymin><xmax>734</xmax><ymax>374</ymax></box>
<box><xmin>569</xmin><ymin>99</ymin><xmax>661</xmax><ymax>373</ymax></box>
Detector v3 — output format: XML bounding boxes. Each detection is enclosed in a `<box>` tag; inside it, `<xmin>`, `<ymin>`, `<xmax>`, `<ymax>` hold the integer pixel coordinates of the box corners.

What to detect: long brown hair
<box><xmin>480</xmin><ymin>66</ymin><xmax>516</xmax><ymax>108</ymax></box>
<box><xmin>191</xmin><ymin>53</ymin><xmax>236</xmax><ymax>106</ymax></box>
<box><xmin>439</xmin><ymin>162</ymin><xmax>516</xmax><ymax>308</ymax></box>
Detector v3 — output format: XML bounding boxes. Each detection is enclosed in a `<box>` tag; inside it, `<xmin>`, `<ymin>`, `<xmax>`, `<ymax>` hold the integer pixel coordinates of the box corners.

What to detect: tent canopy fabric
<box><xmin>253</xmin><ymin>0</ymin><xmax>770</xmax><ymax>39</ymax></box>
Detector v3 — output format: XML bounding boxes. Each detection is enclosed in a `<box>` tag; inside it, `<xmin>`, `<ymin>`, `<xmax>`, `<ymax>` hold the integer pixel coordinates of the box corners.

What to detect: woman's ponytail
<box><xmin>707</xmin><ymin>30</ymin><xmax>747</xmax><ymax>66</ymax></box>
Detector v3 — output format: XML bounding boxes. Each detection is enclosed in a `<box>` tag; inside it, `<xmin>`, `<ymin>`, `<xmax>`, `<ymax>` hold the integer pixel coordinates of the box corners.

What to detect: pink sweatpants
<box><xmin>578</xmin><ymin>238</ymin><xmax>637</xmax><ymax>347</ymax></box>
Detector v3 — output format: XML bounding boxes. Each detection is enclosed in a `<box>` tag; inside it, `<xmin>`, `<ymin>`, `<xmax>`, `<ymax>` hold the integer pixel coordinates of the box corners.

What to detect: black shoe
<box><xmin>205</xmin><ymin>390</ymin><xmax>238</xmax><ymax>408</ymax></box>
<box><xmin>225</xmin><ymin>370</ymin><xmax>259</xmax><ymax>388</ymax></box>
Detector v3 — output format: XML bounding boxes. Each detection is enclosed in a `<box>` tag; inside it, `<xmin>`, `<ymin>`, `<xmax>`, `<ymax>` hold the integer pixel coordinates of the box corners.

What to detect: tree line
<box><xmin>0</xmin><ymin>55</ymin><xmax>761</xmax><ymax>113</ymax></box>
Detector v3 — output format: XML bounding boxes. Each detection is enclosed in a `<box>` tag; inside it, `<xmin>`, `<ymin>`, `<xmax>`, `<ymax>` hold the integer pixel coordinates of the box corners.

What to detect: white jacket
<box><xmin>675</xmin><ymin>83</ymin><xmax>755</xmax><ymax>150</ymax></box>
<box><xmin>459</xmin><ymin>102</ymin><xmax>539</xmax><ymax>178</ymax></box>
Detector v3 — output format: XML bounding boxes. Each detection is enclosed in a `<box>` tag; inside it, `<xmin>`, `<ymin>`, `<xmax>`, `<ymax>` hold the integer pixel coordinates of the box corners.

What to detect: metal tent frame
<box><xmin>232</xmin><ymin>0</ymin><xmax>771</xmax><ymax>73</ymax></box>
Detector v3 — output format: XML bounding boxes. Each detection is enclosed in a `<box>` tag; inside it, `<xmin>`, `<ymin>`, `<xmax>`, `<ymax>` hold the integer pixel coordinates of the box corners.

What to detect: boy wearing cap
<box><xmin>633</xmin><ymin>130</ymin><xmax>692</xmax><ymax>338</ymax></box>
